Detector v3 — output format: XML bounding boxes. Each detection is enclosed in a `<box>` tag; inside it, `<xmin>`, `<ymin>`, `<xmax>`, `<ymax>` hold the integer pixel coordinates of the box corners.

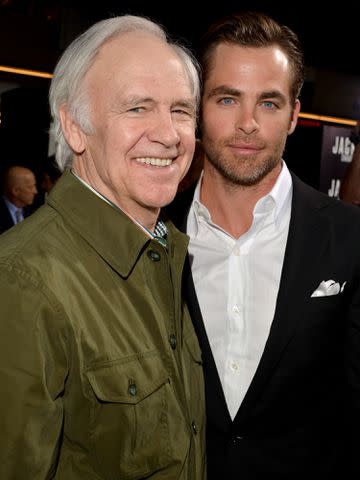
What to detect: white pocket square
<box><xmin>311</xmin><ymin>279</ymin><xmax>346</xmax><ymax>297</ymax></box>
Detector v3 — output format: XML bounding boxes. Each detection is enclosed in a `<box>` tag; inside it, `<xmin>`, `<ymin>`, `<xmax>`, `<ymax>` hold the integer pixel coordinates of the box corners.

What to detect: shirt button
<box><xmin>169</xmin><ymin>334</ymin><xmax>177</xmax><ymax>350</ymax></box>
<box><xmin>232</xmin><ymin>305</ymin><xmax>241</xmax><ymax>314</ymax></box>
<box><xmin>230</xmin><ymin>361</ymin><xmax>239</xmax><ymax>372</ymax></box>
<box><xmin>233</xmin><ymin>247</ymin><xmax>241</xmax><ymax>256</ymax></box>
<box><xmin>191</xmin><ymin>420</ymin><xmax>197</xmax><ymax>435</ymax></box>
<box><xmin>128</xmin><ymin>383</ymin><xmax>137</xmax><ymax>396</ymax></box>
<box><xmin>147</xmin><ymin>250</ymin><xmax>161</xmax><ymax>262</ymax></box>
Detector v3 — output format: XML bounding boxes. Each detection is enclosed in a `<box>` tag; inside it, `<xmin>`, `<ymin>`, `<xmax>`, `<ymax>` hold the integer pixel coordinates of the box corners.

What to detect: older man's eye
<box><xmin>128</xmin><ymin>106</ymin><xmax>145</xmax><ymax>113</ymax></box>
<box><xmin>172</xmin><ymin>109</ymin><xmax>193</xmax><ymax>117</ymax></box>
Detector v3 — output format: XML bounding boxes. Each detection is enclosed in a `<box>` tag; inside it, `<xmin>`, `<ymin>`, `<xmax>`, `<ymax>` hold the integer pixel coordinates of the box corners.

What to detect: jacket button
<box><xmin>128</xmin><ymin>383</ymin><xmax>137</xmax><ymax>396</ymax></box>
<box><xmin>147</xmin><ymin>250</ymin><xmax>161</xmax><ymax>262</ymax></box>
<box><xmin>169</xmin><ymin>334</ymin><xmax>177</xmax><ymax>350</ymax></box>
<box><xmin>191</xmin><ymin>420</ymin><xmax>197</xmax><ymax>435</ymax></box>
<box><xmin>232</xmin><ymin>435</ymin><xmax>243</xmax><ymax>443</ymax></box>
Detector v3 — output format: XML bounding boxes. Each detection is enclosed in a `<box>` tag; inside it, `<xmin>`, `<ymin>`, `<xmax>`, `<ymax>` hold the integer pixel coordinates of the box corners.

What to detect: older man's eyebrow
<box><xmin>113</xmin><ymin>96</ymin><xmax>196</xmax><ymax>116</ymax></box>
<box><xmin>172</xmin><ymin>99</ymin><xmax>197</xmax><ymax>114</ymax></box>
<box><xmin>120</xmin><ymin>96</ymin><xmax>155</xmax><ymax>107</ymax></box>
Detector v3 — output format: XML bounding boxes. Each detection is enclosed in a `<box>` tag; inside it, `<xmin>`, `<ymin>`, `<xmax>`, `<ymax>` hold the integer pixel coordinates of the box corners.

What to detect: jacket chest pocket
<box><xmin>85</xmin><ymin>351</ymin><xmax>172</xmax><ymax>480</ymax></box>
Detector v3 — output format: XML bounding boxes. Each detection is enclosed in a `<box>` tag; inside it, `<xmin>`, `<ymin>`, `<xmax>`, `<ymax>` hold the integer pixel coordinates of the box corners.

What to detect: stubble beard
<box><xmin>203</xmin><ymin>135</ymin><xmax>286</xmax><ymax>187</ymax></box>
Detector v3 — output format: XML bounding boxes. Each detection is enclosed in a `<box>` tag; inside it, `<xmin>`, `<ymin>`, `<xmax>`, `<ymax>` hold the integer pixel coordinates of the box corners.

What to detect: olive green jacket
<box><xmin>0</xmin><ymin>171</ymin><xmax>205</xmax><ymax>480</ymax></box>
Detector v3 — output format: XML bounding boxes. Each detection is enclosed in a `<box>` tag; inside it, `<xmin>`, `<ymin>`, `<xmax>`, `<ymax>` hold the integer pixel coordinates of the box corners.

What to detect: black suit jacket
<box><xmin>0</xmin><ymin>197</ymin><xmax>15</xmax><ymax>234</ymax></box>
<box><xmin>0</xmin><ymin>197</ymin><xmax>32</xmax><ymax>235</ymax></box>
<box><xmin>166</xmin><ymin>173</ymin><xmax>360</xmax><ymax>479</ymax></box>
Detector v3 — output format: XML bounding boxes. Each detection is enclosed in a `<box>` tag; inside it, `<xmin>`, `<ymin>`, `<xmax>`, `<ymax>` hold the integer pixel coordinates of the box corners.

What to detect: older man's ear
<box><xmin>59</xmin><ymin>105</ymin><xmax>86</xmax><ymax>155</ymax></box>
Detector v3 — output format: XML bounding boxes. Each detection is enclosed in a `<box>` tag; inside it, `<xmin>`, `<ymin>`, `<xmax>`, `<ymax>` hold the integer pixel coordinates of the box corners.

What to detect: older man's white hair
<box><xmin>49</xmin><ymin>15</ymin><xmax>201</xmax><ymax>171</ymax></box>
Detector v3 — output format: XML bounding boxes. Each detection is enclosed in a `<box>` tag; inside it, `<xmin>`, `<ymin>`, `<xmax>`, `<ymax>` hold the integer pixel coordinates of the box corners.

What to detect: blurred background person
<box><xmin>40</xmin><ymin>155</ymin><xmax>62</xmax><ymax>197</ymax></box>
<box><xmin>29</xmin><ymin>155</ymin><xmax>62</xmax><ymax>213</ymax></box>
<box><xmin>0</xmin><ymin>165</ymin><xmax>37</xmax><ymax>234</ymax></box>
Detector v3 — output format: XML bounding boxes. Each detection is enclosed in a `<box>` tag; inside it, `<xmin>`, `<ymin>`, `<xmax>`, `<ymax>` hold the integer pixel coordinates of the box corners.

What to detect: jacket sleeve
<box><xmin>0</xmin><ymin>264</ymin><xmax>68</xmax><ymax>479</ymax></box>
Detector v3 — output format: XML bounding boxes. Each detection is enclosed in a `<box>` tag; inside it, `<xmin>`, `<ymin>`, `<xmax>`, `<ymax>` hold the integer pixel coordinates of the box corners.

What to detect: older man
<box><xmin>0</xmin><ymin>15</ymin><xmax>205</xmax><ymax>479</ymax></box>
<box><xmin>0</xmin><ymin>165</ymin><xmax>37</xmax><ymax>233</ymax></box>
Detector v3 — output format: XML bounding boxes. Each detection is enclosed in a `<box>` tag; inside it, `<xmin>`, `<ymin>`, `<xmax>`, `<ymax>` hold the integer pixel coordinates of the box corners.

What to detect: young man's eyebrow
<box><xmin>207</xmin><ymin>85</ymin><xmax>242</xmax><ymax>99</ymax></box>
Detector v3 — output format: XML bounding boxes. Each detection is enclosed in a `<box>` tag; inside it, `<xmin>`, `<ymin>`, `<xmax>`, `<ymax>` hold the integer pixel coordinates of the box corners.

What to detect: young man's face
<box><xmin>201</xmin><ymin>43</ymin><xmax>300</xmax><ymax>187</ymax></box>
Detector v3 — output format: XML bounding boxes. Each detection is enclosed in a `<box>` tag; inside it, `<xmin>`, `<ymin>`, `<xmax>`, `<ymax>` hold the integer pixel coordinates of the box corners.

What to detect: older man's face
<box><xmin>71</xmin><ymin>31</ymin><xmax>196</xmax><ymax>224</ymax></box>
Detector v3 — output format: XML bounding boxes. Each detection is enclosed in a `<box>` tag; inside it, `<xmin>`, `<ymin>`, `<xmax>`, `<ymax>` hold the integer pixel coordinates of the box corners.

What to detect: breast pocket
<box><xmin>85</xmin><ymin>350</ymin><xmax>171</xmax><ymax>480</ymax></box>
<box><xmin>307</xmin><ymin>294</ymin><xmax>344</xmax><ymax>317</ymax></box>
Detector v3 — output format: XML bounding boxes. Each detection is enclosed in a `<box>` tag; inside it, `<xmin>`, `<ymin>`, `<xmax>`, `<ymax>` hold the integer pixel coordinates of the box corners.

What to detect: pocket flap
<box><xmin>86</xmin><ymin>351</ymin><xmax>170</xmax><ymax>405</ymax></box>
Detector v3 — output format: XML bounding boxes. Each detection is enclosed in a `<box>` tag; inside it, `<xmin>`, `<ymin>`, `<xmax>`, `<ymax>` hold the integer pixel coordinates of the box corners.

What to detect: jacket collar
<box><xmin>48</xmin><ymin>170</ymin><xmax>183</xmax><ymax>278</ymax></box>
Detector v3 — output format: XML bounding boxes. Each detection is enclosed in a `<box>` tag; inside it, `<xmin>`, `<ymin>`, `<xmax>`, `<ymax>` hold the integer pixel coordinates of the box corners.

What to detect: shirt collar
<box><xmin>47</xmin><ymin>170</ymin><xmax>187</xmax><ymax>278</ymax></box>
<box><xmin>190</xmin><ymin>160</ymin><xmax>292</xmax><ymax>232</ymax></box>
<box><xmin>71</xmin><ymin>170</ymin><xmax>167</xmax><ymax>245</ymax></box>
<box><xmin>193</xmin><ymin>170</ymin><xmax>208</xmax><ymax>218</ymax></box>
<box><xmin>253</xmin><ymin>161</ymin><xmax>292</xmax><ymax>227</ymax></box>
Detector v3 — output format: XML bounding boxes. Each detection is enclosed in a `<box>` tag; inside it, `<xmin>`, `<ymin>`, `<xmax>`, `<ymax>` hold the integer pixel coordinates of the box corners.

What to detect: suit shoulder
<box><xmin>293</xmin><ymin>173</ymin><xmax>360</xmax><ymax>218</ymax></box>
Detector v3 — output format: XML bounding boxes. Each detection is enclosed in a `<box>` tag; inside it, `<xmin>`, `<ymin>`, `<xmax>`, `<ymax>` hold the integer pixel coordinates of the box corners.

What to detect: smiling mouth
<box><xmin>136</xmin><ymin>157</ymin><xmax>174</xmax><ymax>167</ymax></box>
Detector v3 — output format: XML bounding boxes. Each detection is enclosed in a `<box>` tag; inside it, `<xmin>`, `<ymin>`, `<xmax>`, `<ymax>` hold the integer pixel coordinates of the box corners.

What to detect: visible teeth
<box><xmin>136</xmin><ymin>157</ymin><xmax>173</xmax><ymax>167</ymax></box>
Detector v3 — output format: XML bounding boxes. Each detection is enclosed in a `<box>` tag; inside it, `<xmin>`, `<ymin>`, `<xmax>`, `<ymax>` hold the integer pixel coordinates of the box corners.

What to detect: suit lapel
<box><xmin>234</xmin><ymin>175</ymin><xmax>332</xmax><ymax>425</ymax></box>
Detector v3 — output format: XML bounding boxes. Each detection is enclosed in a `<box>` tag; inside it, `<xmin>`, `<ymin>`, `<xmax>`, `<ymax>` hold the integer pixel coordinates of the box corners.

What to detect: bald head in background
<box><xmin>0</xmin><ymin>166</ymin><xmax>38</xmax><ymax>234</ymax></box>
<box><xmin>3</xmin><ymin>166</ymin><xmax>37</xmax><ymax>208</ymax></box>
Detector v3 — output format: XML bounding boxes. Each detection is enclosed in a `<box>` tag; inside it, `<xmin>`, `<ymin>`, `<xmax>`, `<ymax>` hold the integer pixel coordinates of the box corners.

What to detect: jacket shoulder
<box><xmin>0</xmin><ymin>204</ymin><xmax>68</xmax><ymax>280</ymax></box>
<box><xmin>292</xmin><ymin>172</ymin><xmax>360</xmax><ymax>225</ymax></box>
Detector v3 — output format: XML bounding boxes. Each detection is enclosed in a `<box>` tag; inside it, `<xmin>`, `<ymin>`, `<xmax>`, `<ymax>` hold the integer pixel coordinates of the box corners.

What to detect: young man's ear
<box><xmin>59</xmin><ymin>105</ymin><xmax>86</xmax><ymax>154</ymax></box>
<box><xmin>288</xmin><ymin>99</ymin><xmax>301</xmax><ymax>135</ymax></box>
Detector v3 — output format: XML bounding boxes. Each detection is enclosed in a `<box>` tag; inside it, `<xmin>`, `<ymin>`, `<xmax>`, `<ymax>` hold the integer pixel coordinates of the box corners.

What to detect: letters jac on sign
<box><xmin>332</xmin><ymin>136</ymin><xmax>355</xmax><ymax>163</ymax></box>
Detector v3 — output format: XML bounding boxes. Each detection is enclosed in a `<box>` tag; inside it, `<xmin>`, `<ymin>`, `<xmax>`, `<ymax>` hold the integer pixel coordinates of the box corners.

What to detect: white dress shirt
<box><xmin>187</xmin><ymin>162</ymin><xmax>293</xmax><ymax>419</ymax></box>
